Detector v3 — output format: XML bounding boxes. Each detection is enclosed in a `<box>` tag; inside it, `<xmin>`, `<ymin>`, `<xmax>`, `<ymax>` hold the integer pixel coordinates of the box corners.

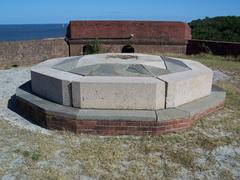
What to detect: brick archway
<box><xmin>122</xmin><ymin>45</ymin><xmax>135</xmax><ymax>53</ymax></box>
<box><xmin>83</xmin><ymin>45</ymin><xmax>94</xmax><ymax>55</ymax></box>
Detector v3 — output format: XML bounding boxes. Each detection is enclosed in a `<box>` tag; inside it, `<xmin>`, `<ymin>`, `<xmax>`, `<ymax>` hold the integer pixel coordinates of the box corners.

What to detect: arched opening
<box><xmin>83</xmin><ymin>45</ymin><xmax>94</xmax><ymax>55</ymax></box>
<box><xmin>122</xmin><ymin>45</ymin><xmax>135</xmax><ymax>53</ymax></box>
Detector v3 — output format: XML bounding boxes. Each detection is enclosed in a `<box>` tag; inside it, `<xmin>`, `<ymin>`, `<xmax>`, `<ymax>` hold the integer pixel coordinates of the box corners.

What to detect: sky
<box><xmin>0</xmin><ymin>0</ymin><xmax>240</xmax><ymax>24</ymax></box>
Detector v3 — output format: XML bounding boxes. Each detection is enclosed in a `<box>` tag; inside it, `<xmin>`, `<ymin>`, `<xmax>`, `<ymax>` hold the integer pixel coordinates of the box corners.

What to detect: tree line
<box><xmin>189</xmin><ymin>16</ymin><xmax>240</xmax><ymax>42</ymax></box>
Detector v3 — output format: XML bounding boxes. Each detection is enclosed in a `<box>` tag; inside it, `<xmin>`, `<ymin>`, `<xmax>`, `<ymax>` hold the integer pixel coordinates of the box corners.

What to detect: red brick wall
<box><xmin>69</xmin><ymin>21</ymin><xmax>191</xmax><ymax>43</ymax></box>
<box><xmin>69</xmin><ymin>44</ymin><xmax>187</xmax><ymax>56</ymax></box>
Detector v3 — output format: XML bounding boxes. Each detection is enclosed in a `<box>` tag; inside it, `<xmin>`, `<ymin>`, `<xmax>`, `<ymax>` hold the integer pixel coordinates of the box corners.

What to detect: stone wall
<box><xmin>187</xmin><ymin>39</ymin><xmax>240</xmax><ymax>57</ymax></box>
<box><xmin>0</xmin><ymin>39</ymin><xmax>69</xmax><ymax>67</ymax></box>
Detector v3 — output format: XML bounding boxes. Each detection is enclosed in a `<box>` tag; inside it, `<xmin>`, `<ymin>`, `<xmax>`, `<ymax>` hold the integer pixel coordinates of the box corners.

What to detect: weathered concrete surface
<box><xmin>156</xmin><ymin>108</ymin><xmax>189</xmax><ymax>121</ymax></box>
<box><xmin>163</xmin><ymin>57</ymin><xmax>191</xmax><ymax>73</ymax></box>
<box><xmin>177</xmin><ymin>89</ymin><xmax>226</xmax><ymax>117</ymax></box>
<box><xmin>54</xmin><ymin>53</ymin><xmax>168</xmax><ymax>77</ymax></box>
<box><xmin>31</xmin><ymin>58</ymin><xmax>82</xmax><ymax>106</ymax></box>
<box><xmin>75</xmin><ymin>53</ymin><xmax>166</xmax><ymax>68</ymax></box>
<box><xmin>159</xmin><ymin>59</ymin><xmax>213</xmax><ymax>108</ymax></box>
<box><xmin>72</xmin><ymin>76</ymin><xmax>166</xmax><ymax>110</ymax></box>
<box><xmin>30</xmin><ymin>54</ymin><xmax>214</xmax><ymax>110</ymax></box>
<box><xmin>76</xmin><ymin>109</ymin><xmax>156</xmax><ymax>121</ymax></box>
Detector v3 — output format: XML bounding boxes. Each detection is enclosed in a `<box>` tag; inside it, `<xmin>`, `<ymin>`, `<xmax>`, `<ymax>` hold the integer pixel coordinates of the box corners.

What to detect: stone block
<box><xmin>163</xmin><ymin>57</ymin><xmax>191</xmax><ymax>73</ymax></box>
<box><xmin>156</xmin><ymin>108</ymin><xmax>189</xmax><ymax>121</ymax></box>
<box><xmin>158</xmin><ymin>59</ymin><xmax>213</xmax><ymax>108</ymax></box>
<box><xmin>177</xmin><ymin>90</ymin><xmax>225</xmax><ymax>117</ymax></box>
<box><xmin>31</xmin><ymin>66</ymin><xmax>81</xmax><ymax>106</ymax></box>
<box><xmin>76</xmin><ymin>109</ymin><xmax>156</xmax><ymax>121</ymax></box>
<box><xmin>71</xmin><ymin>81</ymin><xmax>81</xmax><ymax>108</ymax></box>
<box><xmin>72</xmin><ymin>77</ymin><xmax>166</xmax><ymax>110</ymax></box>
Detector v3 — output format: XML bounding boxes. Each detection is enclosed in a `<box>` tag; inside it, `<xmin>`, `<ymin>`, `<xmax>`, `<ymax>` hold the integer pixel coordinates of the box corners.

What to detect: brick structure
<box><xmin>16</xmin><ymin>82</ymin><xmax>225</xmax><ymax>136</ymax></box>
<box><xmin>16</xmin><ymin>92</ymin><xmax>224</xmax><ymax>136</ymax></box>
<box><xmin>0</xmin><ymin>39</ymin><xmax>69</xmax><ymax>67</ymax></box>
<box><xmin>66</xmin><ymin>21</ymin><xmax>191</xmax><ymax>56</ymax></box>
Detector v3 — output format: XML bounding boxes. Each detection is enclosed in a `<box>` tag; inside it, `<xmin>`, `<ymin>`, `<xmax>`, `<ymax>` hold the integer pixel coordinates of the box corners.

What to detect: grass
<box><xmin>160</xmin><ymin>53</ymin><xmax>240</xmax><ymax>72</ymax></box>
<box><xmin>0</xmin><ymin>53</ymin><xmax>240</xmax><ymax>179</ymax></box>
<box><xmin>186</xmin><ymin>54</ymin><xmax>240</xmax><ymax>72</ymax></box>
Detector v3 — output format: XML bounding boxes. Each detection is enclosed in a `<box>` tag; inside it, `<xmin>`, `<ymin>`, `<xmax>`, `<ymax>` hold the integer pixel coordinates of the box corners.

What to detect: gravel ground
<box><xmin>0</xmin><ymin>67</ymin><xmax>49</xmax><ymax>134</ymax></box>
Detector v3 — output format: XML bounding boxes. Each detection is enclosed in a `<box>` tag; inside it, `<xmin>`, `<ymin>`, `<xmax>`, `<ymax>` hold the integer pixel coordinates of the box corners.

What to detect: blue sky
<box><xmin>0</xmin><ymin>0</ymin><xmax>240</xmax><ymax>24</ymax></box>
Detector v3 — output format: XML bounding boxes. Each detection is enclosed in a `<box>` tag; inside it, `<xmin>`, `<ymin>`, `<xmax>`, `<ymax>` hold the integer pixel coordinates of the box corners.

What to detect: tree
<box><xmin>189</xmin><ymin>16</ymin><xmax>240</xmax><ymax>42</ymax></box>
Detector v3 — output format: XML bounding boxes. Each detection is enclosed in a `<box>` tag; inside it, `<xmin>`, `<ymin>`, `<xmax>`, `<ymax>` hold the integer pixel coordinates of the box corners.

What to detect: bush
<box><xmin>91</xmin><ymin>38</ymin><xmax>101</xmax><ymax>54</ymax></box>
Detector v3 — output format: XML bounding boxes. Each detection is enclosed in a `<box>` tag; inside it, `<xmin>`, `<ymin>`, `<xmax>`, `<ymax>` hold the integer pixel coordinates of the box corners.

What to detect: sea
<box><xmin>0</xmin><ymin>24</ymin><xmax>67</xmax><ymax>41</ymax></box>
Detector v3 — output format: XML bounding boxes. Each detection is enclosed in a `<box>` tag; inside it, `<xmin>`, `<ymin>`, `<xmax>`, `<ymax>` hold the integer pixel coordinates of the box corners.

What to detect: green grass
<box><xmin>169</xmin><ymin>53</ymin><xmax>240</xmax><ymax>72</ymax></box>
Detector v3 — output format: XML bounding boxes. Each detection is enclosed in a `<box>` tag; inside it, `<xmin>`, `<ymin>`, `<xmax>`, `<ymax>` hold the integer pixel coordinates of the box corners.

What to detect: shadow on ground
<box><xmin>7</xmin><ymin>81</ymin><xmax>41</xmax><ymax>127</ymax></box>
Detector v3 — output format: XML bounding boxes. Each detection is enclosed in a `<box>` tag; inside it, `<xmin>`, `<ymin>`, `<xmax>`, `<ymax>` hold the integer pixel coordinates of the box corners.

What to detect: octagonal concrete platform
<box><xmin>16</xmin><ymin>81</ymin><xmax>225</xmax><ymax>136</ymax></box>
<box><xmin>30</xmin><ymin>53</ymin><xmax>213</xmax><ymax>110</ymax></box>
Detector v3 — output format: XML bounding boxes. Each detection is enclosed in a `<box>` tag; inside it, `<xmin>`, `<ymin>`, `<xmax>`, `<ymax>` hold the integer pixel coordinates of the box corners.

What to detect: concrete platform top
<box><xmin>53</xmin><ymin>53</ymin><xmax>170</xmax><ymax>77</ymax></box>
<box><xmin>30</xmin><ymin>53</ymin><xmax>214</xmax><ymax>110</ymax></box>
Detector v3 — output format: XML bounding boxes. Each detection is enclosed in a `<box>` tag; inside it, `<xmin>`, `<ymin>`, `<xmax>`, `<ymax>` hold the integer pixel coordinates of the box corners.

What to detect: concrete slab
<box><xmin>70</xmin><ymin>63</ymin><xmax>169</xmax><ymax>77</ymax></box>
<box><xmin>72</xmin><ymin>76</ymin><xmax>166</xmax><ymax>110</ymax></box>
<box><xmin>163</xmin><ymin>57</ymin><xmax>191</xmax><ymax>73</ymax></box>
<box><xmin>51</xmin><ymin>53</ymin><xmax>169</xmax><ymax>77</ymax></box>
<box><xmin>211</xmin><ymin>85</ymin><xmax>227</xmax><ymax>99</ymax></box>
<box><xmin>76</xmin><ymin>109</ymin><xmax>156</xmax><ymax>121</ymax></box>
<box><xmin>158</xmin><ymin>58</ymin><xmax>213</xmax><ymax>108</ymax></box>
<box><xmin>159</xmin><ymin>70</ymin><xmax>213</xmax><ymax>108</ymax></box>
<box><xmin>71</xmin><ymin>81</ymin><xmax>81</xmax><ymax>108</ymax></box>
<box><xmin>52</xmin><ymin>56</ymin><xmax>81</xmax><ymax>72</ymax></box>
<box><xmin>177</xmin><ymin>90</ymin><xmax>225</xmax><ymax>117</ymax></box>
<box><xmin>156</xmin><ymin>108</ymin><xmax>189</xmax><ymax>121</ymax></box>
<box><xmin>17</xmin><ymin>82</ymin><xmax>79</xmax><ymax>119</ymax></box>
<box><xmin>17</xmin><ymin>83</ymin><xmax>156</xmax><ymax>121</ymax></box>
<box><xmin>170</xmin><ymin>57</ymin><xmax>213</xmax><ymax>72</ymax></box>
<box><xmin>75</xmin><ymin>53</ymin><xmax>166</xmax><ymax>70</ymax></box>
<box><xmin>31</xmin><ymin>66</ymin><xmax>82</xmax><ymax>106</ymax></box>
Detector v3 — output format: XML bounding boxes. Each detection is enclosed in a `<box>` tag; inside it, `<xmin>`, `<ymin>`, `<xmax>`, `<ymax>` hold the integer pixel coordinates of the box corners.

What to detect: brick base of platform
<box><xmin>16</xmin><ymin>81</ymin><xmax>225</xmax><ymax>136</ymax></box>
